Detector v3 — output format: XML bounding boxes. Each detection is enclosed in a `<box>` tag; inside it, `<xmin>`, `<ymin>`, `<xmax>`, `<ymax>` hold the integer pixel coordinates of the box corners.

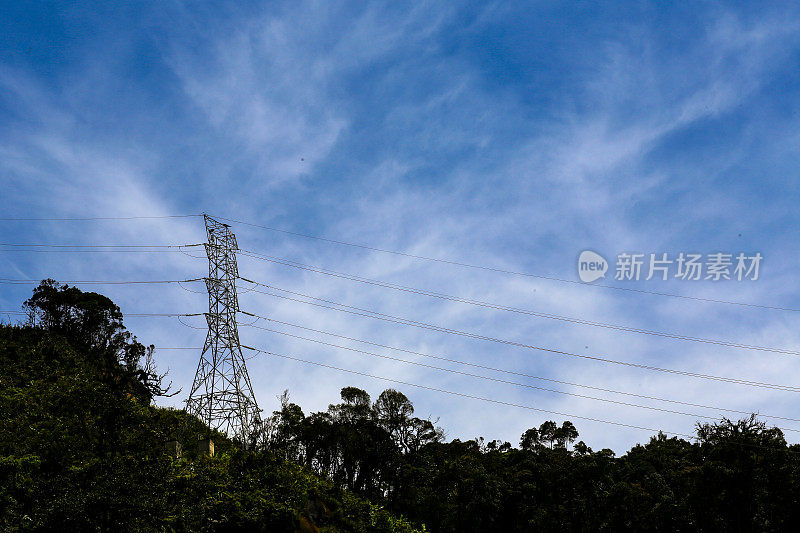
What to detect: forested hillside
<box><xmin>3</xmin><ymin>281</ymin><xmax>800</xmax><ymax>531</ymax></box>
<box><xmin>0</xmin><ymin>281</ymin><xmax>420</xmax><ymax>532</ymax></box>
<box><xmin>265</xmin><ymin>387</ymin><xmax>800</xmax><ymax>531</ymax></box>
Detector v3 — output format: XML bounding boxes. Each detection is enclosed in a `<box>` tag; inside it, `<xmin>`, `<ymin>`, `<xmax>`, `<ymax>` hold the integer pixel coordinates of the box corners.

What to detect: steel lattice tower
<box><xmin>185</xmin><ymin>215</ymin><xmax>261</xmax><ymax>444</ymax></box>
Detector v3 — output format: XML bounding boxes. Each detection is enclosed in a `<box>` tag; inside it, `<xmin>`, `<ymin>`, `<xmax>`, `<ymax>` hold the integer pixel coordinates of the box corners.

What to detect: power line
<box><xmin>237</xmin><ymin>283</ymin><xmax>800</xmax><ymax>392</ymax></box>
<box><xmin>6</xmin><ymin>292</ymin><xmax>800</xmax><ymax>433</ymax></box>
<box><xmin>5</xmin><ymin>212</ymin><xmax>797</xmax><ymax>441</ymax></box>
<box><xmin>154</xmin><ymin>347</ymin><xmax>200</xmax><ymax>350</ymax></box>
<box><xmin>0</xmin><ymin>278</ymin><xmax>203</xmax><ymax>285</ymax></box>
<box><xmin>237</xmin><ymin>316</ymin><xmax>800</xmax><ymax>424</ymax></box>
<box><xmin>237</xmin><ymin>250</ymin><xmax>800</xmax><ymax>356</ymax></box>
<box><xmin>2</xmin><ymin>311</ymin><xmax>202</xmax><ymax>317</ymax></box>
<box><xmin>237</xmin><ymin>320</ymin><xmax>800</xmax><ymax>431</ymax></box>
<box><xmin>0</xmin><ymin>243</ymin><xmax>204</xmax><ymax>256</ymax></box>
<box><xmin>0</xmin><ymin>243</ymin><xmax>203</xmax><ymax>248</ymax></box>
<box><xmin>242</xmin><ymin>345</ymin><xmax>698</xmax><ymax>439</ymax></box>
<box><xmin>124</xmin><ymin>313</ymin><xmax>203</xmax><ymax>317</ymax></box>
<box><xmin>177</xmin><ymin>315</ymin><xmax>208</xmax><ymax>329</ymax></box>
<box><xmin>213</xmin><ymin>214</ymin><xmax>799</xmax><ymax>312</ymax></box>
<box><xmin>177</xmin><ymin>280</ymin><xmax>209</xmax><ymax>294</ymax></box>
<box><xmin>0</xmin><ymin>250</ymin><xmax>201</xmax><ymax>254</ymax></box>
<box><xmin>3</xmin><ymin>212</ymin><xmax>795</xmax><ymax>311</ymax></box>
<box><xmin>0</xmin><ymin>215</ymin><xmax>201</xmax><ymax>221</ymax></box>
<box><xmin>147</xmin><ymin>342</ymin><xmax>800</xmax><ymax>455</ymax></box>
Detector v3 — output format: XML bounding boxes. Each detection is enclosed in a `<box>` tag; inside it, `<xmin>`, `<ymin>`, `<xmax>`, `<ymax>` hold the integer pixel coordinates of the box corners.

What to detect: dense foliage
<box><xmin>3</xmin><ymin>281</ymin><xmax>800</xmax><ymax>531</ymax></box>
<box><xmin>0</xmin><ymin>281</ymin><xmax>420</xmax><ymax>532</ymax></box>
<box><xmin>265</xmin><ymin>387</ymin><xmax>800</xmax><ymax>531</ymax></box>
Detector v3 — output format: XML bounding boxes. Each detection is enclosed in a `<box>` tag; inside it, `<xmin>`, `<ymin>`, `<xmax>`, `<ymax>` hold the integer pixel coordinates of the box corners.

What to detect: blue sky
<box><xmin>2</xmin><ymin>1</ymin><xmax>800</xmax><ymax>452</ymax></box>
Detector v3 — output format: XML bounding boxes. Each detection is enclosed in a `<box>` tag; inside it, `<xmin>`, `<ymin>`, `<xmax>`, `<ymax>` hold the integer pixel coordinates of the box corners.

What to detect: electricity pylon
<box><xmin>185</xmin><ymin>215</ymin><xmax>261</xmax><ymax>445</ymax></box>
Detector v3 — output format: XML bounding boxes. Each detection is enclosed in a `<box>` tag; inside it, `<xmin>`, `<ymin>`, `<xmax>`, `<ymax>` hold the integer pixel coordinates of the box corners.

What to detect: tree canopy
<box><xmin>0</xmin><ymin>281</ymin><xmax>420</xmax><ymax>532</ymax></box>
<box><xmin>3</xmin><ymin>281</ymin><xmax>800</xmax><ymax>532</ymax></box>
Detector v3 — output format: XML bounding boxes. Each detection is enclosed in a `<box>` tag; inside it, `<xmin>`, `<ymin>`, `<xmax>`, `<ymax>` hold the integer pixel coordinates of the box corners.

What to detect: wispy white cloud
<box><xmin>2</xmin><ymin>2</ymin><xmax>800</xmax><ymax>454</ymax></box>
